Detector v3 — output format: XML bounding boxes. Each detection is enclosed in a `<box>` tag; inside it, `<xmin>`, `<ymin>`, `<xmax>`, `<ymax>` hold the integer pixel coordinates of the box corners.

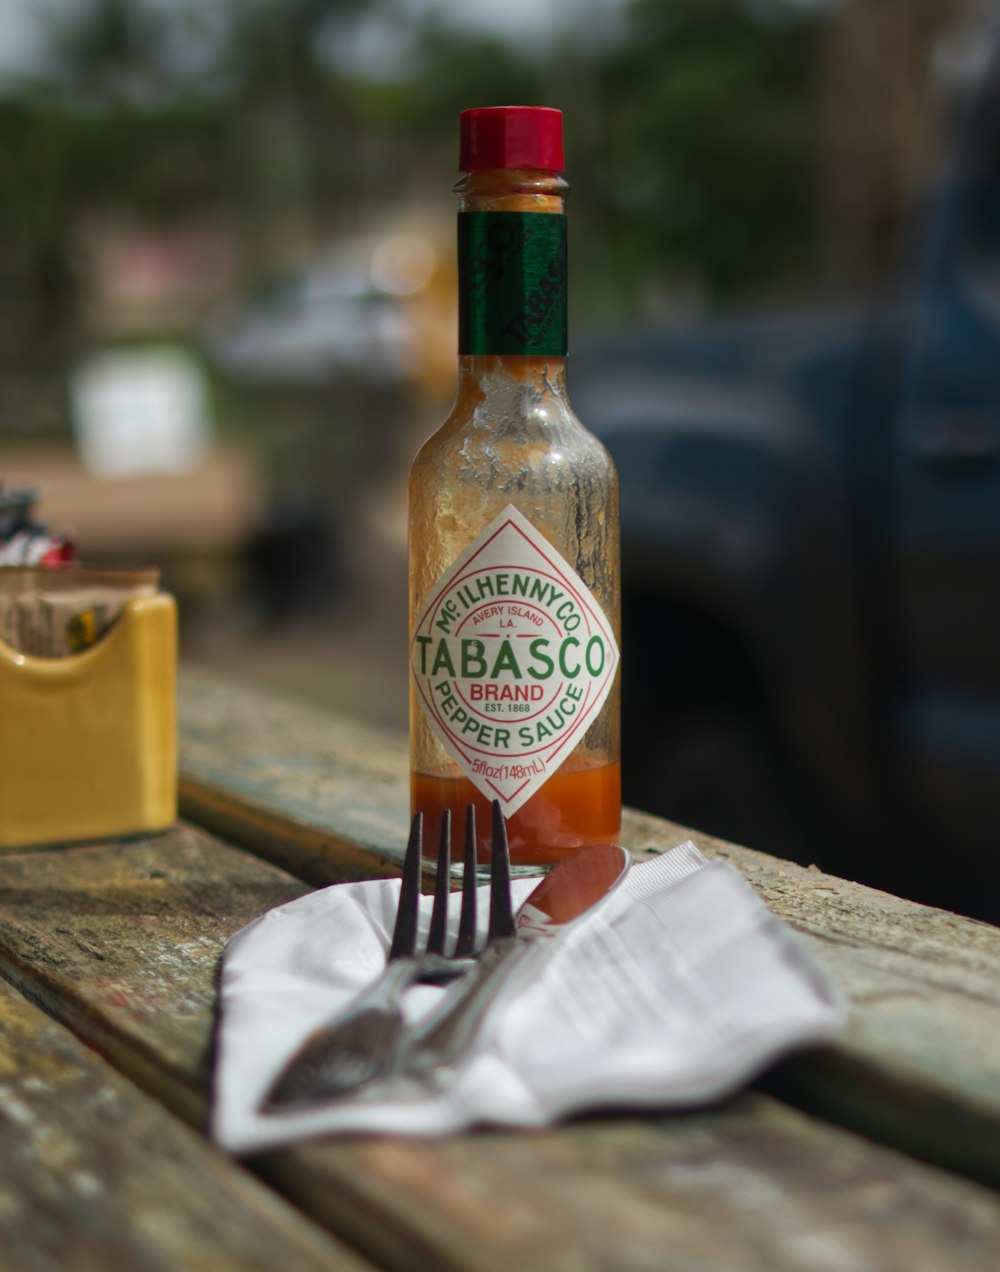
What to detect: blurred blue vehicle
<box><xmin>572</xmin><ymin>50</ymin><xmax>1000</xmax><ymax>922</ymax></box>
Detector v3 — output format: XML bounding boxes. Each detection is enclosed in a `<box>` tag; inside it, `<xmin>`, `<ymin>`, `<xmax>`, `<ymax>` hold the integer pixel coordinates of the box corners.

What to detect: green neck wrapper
<box><xmin>458</xmin><ymin>211</ymin><xmax>567</xmax><ymax>357</ymax></box>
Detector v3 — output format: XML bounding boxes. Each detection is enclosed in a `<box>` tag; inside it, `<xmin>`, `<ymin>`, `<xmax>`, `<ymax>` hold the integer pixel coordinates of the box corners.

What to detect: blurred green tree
<box><xmin>333</xmin><ymin>0</ymin><xmax>827</xmax><ymax>311</ymax></box>
<box><xmin>0</xmin><ymin>0</ymin><xmax>832</xmax><ymax>436</ymax></box>
<box><xmin>597</xmin><ymin>0</ymin><xmax>824</xmax><ymax>303</ymax></box>
<box><xmin>0</xmin><ymin>0</ymin><xmax>371</xmax><ymax>433</ymax></box>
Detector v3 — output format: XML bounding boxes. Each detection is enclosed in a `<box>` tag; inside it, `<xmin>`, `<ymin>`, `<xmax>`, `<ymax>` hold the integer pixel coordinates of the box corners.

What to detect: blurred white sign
<box><xmin>70</xmin><ymin>346</ymin><xmax>211</xmax><ymax>478</ymax></box>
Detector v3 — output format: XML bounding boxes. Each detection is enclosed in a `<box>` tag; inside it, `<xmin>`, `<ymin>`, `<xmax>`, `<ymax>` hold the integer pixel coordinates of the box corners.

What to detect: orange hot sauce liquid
<box><xmin>412</xmin><ymin>761</ymin><xmax>621</xmax><ymax>866</ymax></box>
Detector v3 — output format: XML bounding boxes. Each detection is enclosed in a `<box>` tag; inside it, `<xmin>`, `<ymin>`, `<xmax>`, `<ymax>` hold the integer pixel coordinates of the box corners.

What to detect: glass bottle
<box><xmin>409</xmin><ymin>106</ymin><xmax>620</xmax><ymax>866</ymax></box>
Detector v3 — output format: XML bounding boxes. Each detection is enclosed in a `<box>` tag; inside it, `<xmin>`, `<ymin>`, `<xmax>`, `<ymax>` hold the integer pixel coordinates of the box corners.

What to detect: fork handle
<box><xmin>398</xmin><ymin>937</ymin><xmax>534</xmax><ymax>1075</ymax></box>
<box><xmin>263</xmin><ymin>953</ymin><xmax>471</xmax><ymax>1110</ymax></box>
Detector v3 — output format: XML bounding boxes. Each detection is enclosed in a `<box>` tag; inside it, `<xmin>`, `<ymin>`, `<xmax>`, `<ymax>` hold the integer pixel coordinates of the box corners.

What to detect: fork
<box><xmin>261</xmin><ymin>799</ymin><xmax>514</xmax><ymax>1112</ymax></box>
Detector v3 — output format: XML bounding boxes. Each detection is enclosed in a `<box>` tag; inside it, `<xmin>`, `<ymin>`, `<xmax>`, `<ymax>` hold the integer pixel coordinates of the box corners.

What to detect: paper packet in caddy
<box><xmin>0</xmin><ymin>565</ymin><xmax>177</xmax><ymax>849</ymax></box>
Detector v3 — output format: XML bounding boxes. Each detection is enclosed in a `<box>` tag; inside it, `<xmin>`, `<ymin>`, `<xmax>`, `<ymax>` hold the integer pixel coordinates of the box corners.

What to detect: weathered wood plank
<box><xmin>0</xmin><ymin>824</ymin><xmax>309</xmax><ymax>1128</ymax></box>
<box><xmin>177</xmin><ymin>669</ymin><xmax>1000</xmax><ymax>1188</ymax></box>
<box><xmin>0</xmin><ymin>977</ymin><xmax>371</xmax><ymax>1272</ymax></box>
<box><xmin>1</xmin><ymin>823</ymin><xmax>1000</xmax><ymax>1272</ymax></box>
<box><xmin>270</xmin><ymin>1102</ymin><xmax>1000</xmax><ymax>1272</ymax></box>
<box><xmin>627</xmin><ymin>809</ymin><xmax>1000</xmax><ymax>1191</ymax></box>
<box><xmin>178</xmin><ymin>673</ymin><xmax>409</xmax><ymax>885</ymax></box>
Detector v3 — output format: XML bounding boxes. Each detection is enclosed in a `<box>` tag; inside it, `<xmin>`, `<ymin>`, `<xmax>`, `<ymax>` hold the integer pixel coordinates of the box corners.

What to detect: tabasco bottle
<box><xmin>409</xmin><ymin>106</ymin><xmax>621</xmax><ymax>866</ymax></box>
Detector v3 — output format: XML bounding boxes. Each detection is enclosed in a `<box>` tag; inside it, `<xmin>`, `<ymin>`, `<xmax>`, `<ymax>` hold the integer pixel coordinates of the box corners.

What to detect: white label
<box><xmin>410</xmin><ymin>504</ymin><xmax>619</xmax><ymax>815</ymax></box>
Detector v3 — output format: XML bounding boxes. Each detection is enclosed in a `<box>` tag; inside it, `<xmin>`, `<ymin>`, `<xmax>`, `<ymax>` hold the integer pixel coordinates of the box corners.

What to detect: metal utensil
<box><xmin>393</xmin><ymin>837</ymin><xmax>632</xmax><ymax>1081</ymax></box>
<box><xmin>262</xmin><ymin>799</ymin><xmax>513</xmax><ymax>1112</ymax></box>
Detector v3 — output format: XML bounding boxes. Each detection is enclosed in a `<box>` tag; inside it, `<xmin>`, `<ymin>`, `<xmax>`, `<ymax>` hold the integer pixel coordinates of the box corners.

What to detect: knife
<box><xmin>392</xmin><ymin>839</ymin><xmax>632</xmax><ymax>1080</ymax></box>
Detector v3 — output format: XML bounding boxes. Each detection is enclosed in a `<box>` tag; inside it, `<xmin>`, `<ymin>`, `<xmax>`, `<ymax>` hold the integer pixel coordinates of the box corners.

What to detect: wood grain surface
<box><xmin>1</xmin><ymin>817</ymin><xmax>999</xmax><ymax>1271</ymax></box>
<box><xmin>179</xmin><ymin>673</ymin><xmax>409</xmax><ymax>885</ymax></box>
<box><xmin>0</xmin><ymin>978</ymin><xmax>370</xmax><ymax>1272</ymax></box>
<box><xmin>0</xmin><ymin>825</ymin><xmax>307</xmax><ymax>1128</ymax></box>
<box><xmin>273</xmin><ymin>1102</ymin><xmax>1000</xmax><ymax>1272</ymax></box>
<box><xmin>177</xmin><ymin>670</ymin><xmax>1000</xmax><ymax>1189</ymax></box>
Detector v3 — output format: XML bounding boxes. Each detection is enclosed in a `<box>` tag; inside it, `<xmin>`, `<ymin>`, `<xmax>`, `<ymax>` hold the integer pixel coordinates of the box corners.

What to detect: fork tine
<box><xmin>454</xmin><ymin>804</ymin><xmax>478</xmax><ymax>957</ymax></box>
<box><xmin>425</xmin><ymin>808</ymin><xmax>451</xmax><ymax>955</ymax></box>
<box><xmin>388</xmin><ymin>813</ymin><xmax>423</xmax><ymax>961</ymax></box>
<box><xmin>488</xmin><ymin>800</ymin><xmax>515</xmax><ymax>941</ymax></box>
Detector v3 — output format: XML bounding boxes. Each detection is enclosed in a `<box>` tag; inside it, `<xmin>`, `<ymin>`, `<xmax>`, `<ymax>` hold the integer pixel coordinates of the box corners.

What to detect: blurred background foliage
<box><xmin>0</xmin><ymin>0</ymin><xmax>981</xmax><ymax>706</ymax></box>
<box><xmin>1</xmin><ymin>0</ymin><xmax>850</xmax><ymax>438</ymax></box>
<box><xmin>3</xmin><ymin>0</ymin><xmax>971</xmax><ymax>427</ymax></box>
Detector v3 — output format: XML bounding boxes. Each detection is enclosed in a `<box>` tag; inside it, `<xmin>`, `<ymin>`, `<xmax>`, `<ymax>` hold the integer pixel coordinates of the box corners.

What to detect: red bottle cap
<box><xmin>459</xmin><ymin>106</ymin><xmax>564</xmax><ymax>172</ymax></box>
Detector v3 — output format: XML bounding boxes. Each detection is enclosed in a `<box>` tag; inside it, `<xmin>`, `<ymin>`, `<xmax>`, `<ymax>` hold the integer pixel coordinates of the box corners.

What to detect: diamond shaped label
<box><xmin>410</xmin><ymin>504</ymin><xmax>619</xmax><ymax>815</ymax></box>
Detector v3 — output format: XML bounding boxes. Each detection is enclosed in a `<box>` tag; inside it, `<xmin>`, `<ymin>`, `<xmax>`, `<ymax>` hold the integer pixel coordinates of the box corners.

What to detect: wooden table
<box><xmin>2</xmin><ymin>670</ymin><xmax>1000</xmax><ymax>1270</ymax></box>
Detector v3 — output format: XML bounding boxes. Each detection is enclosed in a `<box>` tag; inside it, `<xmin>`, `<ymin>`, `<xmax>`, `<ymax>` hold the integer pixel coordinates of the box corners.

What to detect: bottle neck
<box><xmin>455</xmin><ymin>354</ymin><xmax>567</xmax><ymax>393</ymax></box>
<box><xmin>454</xmin><ymin>169</ymin><xmax>568</xmax><ymax>214</ymax></box>
<box><xmin>455</xmin><ymin>169</ymin><xmax>568</xmax><ymax>361</ymax></box>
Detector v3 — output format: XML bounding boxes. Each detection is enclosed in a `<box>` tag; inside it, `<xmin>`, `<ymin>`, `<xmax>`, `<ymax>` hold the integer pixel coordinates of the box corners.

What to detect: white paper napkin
<box><xmin>212</xmin><ymin>843</ymin><xmax>845</xmax><ymax>1153</ymax></box>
